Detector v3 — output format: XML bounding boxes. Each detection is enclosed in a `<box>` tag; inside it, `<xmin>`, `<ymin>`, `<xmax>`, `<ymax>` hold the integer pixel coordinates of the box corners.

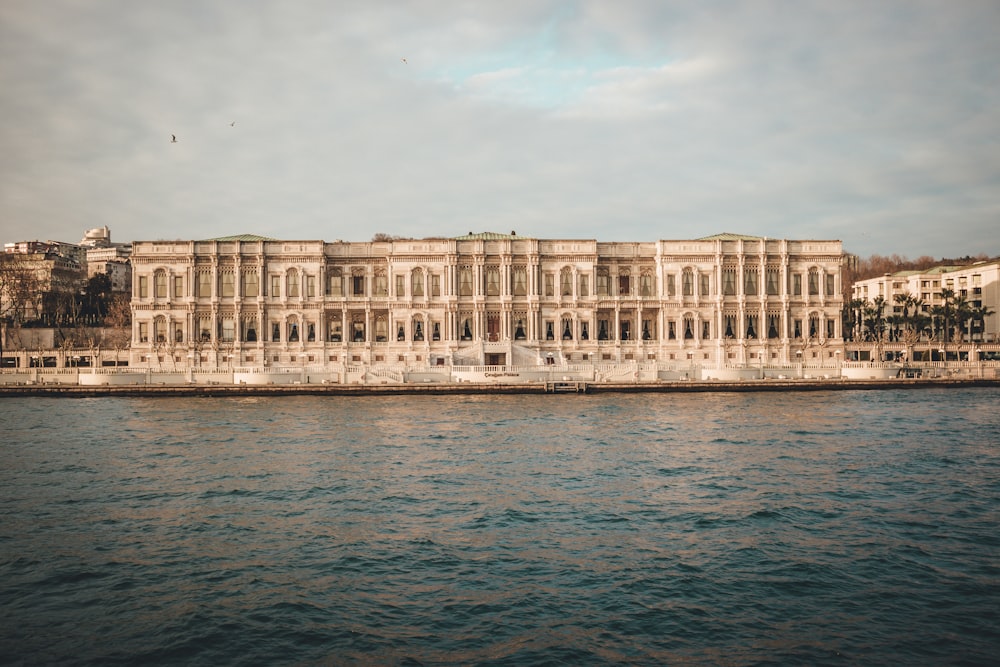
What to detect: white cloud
<box><xmin>0</xmin><ymin>1</ymin><xmax>998</xmax><ymax>259</ymax></box>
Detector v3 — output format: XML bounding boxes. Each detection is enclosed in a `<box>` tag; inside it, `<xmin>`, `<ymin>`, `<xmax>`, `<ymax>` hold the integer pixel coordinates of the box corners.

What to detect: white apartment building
<box><xmin>128</xmin><ymin>232</ymin><xmax>846</xmax><ymax>370</ymax></box>
<box><xmin>852</xmin><ymin>259</ymin><xmax>1000</xmax><ymax>344</ymax></box>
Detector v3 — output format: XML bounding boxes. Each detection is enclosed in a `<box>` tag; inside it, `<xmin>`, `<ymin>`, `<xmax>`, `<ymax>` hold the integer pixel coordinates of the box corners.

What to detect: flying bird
<box><xmin>230</xmin><ymin>121</ymin><xmax>235</xmax><ymax>127</ymax></box>
<box><xmin>401</xmin><ymin>57</ymin><xmax>407</xmax><ymax>64</ymax></box>
<box><xmin>171</xmin><ymin>135</ymin><xmax>177</xmax><ymax>143</ymax></box>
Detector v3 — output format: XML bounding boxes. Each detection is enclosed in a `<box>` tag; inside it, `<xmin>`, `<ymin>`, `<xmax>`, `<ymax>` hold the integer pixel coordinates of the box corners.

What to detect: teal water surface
<box><xmin>1</xmin><ymin>389</ymin><xmax>998</xmax><ymax>665</ymax></box>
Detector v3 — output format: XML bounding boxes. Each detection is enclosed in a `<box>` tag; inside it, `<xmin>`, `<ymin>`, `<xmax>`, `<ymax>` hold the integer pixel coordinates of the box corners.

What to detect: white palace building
<box><xmin>122</xmin><ymin>232</ymin><xmax>848</xmax><ymax>384</ymax></box>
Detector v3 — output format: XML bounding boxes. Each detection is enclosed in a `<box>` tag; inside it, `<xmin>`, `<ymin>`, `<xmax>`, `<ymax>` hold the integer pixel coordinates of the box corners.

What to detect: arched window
<box><xmin>373</xmin><ymin>270</ymin><xmax>388</xmax><ymax>297</ymax></box>
<box><xmin>808</xmin><ymin>268</ymin><xmax>819</xmax><ymax>296</ymax></box>
<box><xmin>412</xmin><ymin>268</ymin><xmax>424</xmax><ymax>297</ymax></box>
<box><xmin>560</xmin><ymin>268</ymin><xmax>573</xmax><ymax>297</ymax></box>
<box><xmin>153</xmin><ymin>316</ymin><xmax>167</xmax><ymax>343</ymax></box>
<box><xmin>154</xmin><ymin>270</ymin><xmax>168</xmax><ymax>298</ymax></box>
<box><xmin>640</xmin><ymin>271</ymin><xmax>654</xmax><ymax>297</ymax></box>
<box><xmin>327</xmin><ymin>268</ymin><xmax>343</xmax><ymax>296</ymax></box>
<box><xmin>618</xmin><ymin>270</ymin><xmax>631</xmax><ymax>296</ymax></box>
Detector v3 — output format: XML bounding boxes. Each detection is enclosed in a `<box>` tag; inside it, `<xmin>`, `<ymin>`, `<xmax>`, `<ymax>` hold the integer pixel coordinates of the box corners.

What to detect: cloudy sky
<box><xmin>2</xmin><ymin>1</ymin><xmax>998</xmax><ymax>259</ymax></box>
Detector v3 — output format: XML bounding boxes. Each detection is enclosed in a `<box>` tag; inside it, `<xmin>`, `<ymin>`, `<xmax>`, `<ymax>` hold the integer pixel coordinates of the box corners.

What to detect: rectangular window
<box><xmin>744</xmin><ymin>271</ymin><xmax>757</xmax><ymax>296</ymax></box>
<box><xmin>199</xmin><ymin>317</ymin><xmax>212</xmax><ymax>342</ymax></box>
<box><xmin>545</xmin><ymin>274</ymin><xmax>555</xmax><ymax>297</ymax></box>
<box><xmin>413</xmin><ymin>272</ymin><xmax>424</xmax><ymax>297</ymax></box>
<box><xmin>578</xmin><ymin>275</ymin><xmax>589</xmax><ymax>297</ymax></box>
<box><xmin>459</xmin><ymin>269</ymin><xmax>473</xmax><ymax>296</ymax></box>
<box><xmin>722</xmin><ymin>269</ymin><xmax>736</xmax><ymax>296</ymax></box>
<box><xmin>396</xmin><ymin>275</ymin><xmax>405</xmax><ymax>297</ymax></box>
<box><xmin>700</xmin><ymin>274</ymin><xmax>710</xmax><ymax>297</ymax></box>
<box><xmin>825</xmin><ymin>274</ymin><xmax>835</xmax><ymax>297</ymax></box>
<box><xmin>138</xmin><ymin>276</ymin><xmax>148</xmax><ymax>298</ymax></box>
<box><xmin>682</xmin><ymin>272</ymin><xmax>693</xmax><ymax>297</ymax></box>
<box><xmin>512</xmin><ymin>268</ymin><xmax>527</xmax><ymax>296</ymax></box>
<box><xmin>243</xmin><ymin>272</ymin><xmax>258</xmax><ymax>297</ymax></box>
<box><xmin>808</xmin><ymin>271</ymin><xmax>819</xmax><ymax>296</ymax></box>
<box><xmin>597</xmin><ymin>318</ymin><xmax>611</xmax><ymax>340</ymax></box>
<box><xmin>306</xmin><ymin>276</ymin><xmax>316</xmax><ymax>298</ymax></box>
<box><xmin>702</xmin><ymin>321</ymin><xmax>711</xmax><ymax>339</ymax></box>
<box><xmin>488</xmin><ymin>268</ymin><xmax>501</xmax><ymax>296</ymax></box>
<box><xmin>792</xmin><ymin>274</ymin><xmax>802</xmax><ymax>297</ymax></box>
<box><xmin>287</xmin><ymin>272</ymin><xmax>299</xmax><ymax>297</ymax></box>
<box><xmin>596</xmin><ymin>273</ymin><xmax>609</xmax><ymax>296</ymax></box>
<box><xmin>138</xmin><ymin>321</ymin><xmax>148</xmax><ymax>342</ymax></box>
<box><xmin>173</xmin><ymin>275</ymin><xmax>184</xmax><ymax>298</ymax></box>
<box><xmin>221</xmin><ymin>273</ymin><xmax>235</xmax><ymax>297</ymax></box>
<box><xmin>243</xmin><ymin>318</ymin><xmax>258</xmax><ymax>342</ymax></box>
<box><xmin>431</xmin><ymin>274</ymin><xmax>441</xmax><ymax>297</ymax></box>
<box><xmin>766</xmin><ymin>269</ymin><xmax>779</xmax><ymax>296</ymax></box>
<box><xmin>328</xmin><ymin>273</ymin><xmax>342</xmax><ymax>296</ymax></box>
<box><xmin>353</xmin><ymin>275</ymin><xmax>365</xmax><ymax>296</ymax></box>
<box><xmin>195</xmin><ymin>272</ymin><xmax>210</xmax><ymax>297</ymax></box>
<box><xmin>270</xmin><ymin>275</ymin><xmax>281</xmax><ymax>298</ymax></box>
<box><xmin>220</xmin><ymin>318</ymin><xmax>235</xmax><ymax>342</ymax></box>
<box><xmin>373</xmin><ymin>274</ymin><xmax>387</xmax><ymax>296</ymax></box>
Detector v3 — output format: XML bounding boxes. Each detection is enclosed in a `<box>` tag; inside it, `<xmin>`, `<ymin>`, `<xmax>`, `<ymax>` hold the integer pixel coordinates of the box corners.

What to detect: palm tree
<box><xmin>952</xmin><ymin>295</ymin><xmax>973</xmax><ymax>343</ymax></box>
<box><xmin>968</xmin><ymin>304</ymin><xmax>996</xmax><ymax>343</ymax></box>
<box><xmin>862</xmin><ymin>296</ymin><xmax>886</xmax><ymax>342</ymax></box>
<box><xmin>935</xmin><ymin>288</ymin><xmax>957</xmax><ymax>343</ymax></box>
<box><xmin>843</xmin><ymin>298</ymin><xmax>865</xmax><ymax>342</ymax></box>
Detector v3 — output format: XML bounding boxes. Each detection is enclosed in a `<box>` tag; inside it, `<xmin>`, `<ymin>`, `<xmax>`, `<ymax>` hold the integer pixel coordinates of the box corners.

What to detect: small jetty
<box><xmin>545</xmin><ymin>381</ymin><xmax>588</xmax><ymax>394</ymax></box>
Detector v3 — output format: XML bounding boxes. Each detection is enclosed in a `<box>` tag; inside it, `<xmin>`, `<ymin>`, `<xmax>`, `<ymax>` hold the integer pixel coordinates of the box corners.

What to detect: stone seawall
<box><xmin>2</xmin><ymin>377</ymin><xmax>997</xmax><ymax>398</ymax></box>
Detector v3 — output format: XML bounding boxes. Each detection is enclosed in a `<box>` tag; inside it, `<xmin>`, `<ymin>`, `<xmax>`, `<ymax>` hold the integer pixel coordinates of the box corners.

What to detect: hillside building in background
<box><xmin>128</xmin><ymin>232</ymin><xmax>846</xmax><ymax>371</ymax></box>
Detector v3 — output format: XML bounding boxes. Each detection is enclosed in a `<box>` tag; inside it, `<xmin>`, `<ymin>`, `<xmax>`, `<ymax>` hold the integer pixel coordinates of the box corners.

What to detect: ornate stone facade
<box><xmin>128</xmin><ymin>232</ymin><xmax>846</xmax><ymax>370</ymax></box>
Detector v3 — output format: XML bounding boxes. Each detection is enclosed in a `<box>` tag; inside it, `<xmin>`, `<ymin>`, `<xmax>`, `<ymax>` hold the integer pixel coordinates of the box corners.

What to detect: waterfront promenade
<box><xmin>3</xmin><ymin>356</ymin><xmax>998</xmax><ymax>397</ymax></box>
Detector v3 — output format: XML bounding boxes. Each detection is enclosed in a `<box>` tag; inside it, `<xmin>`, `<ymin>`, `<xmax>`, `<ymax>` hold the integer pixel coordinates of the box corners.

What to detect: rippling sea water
<box><xmin>1</xmin><ymin>389</ymin><xmax>998</xmax><ymax>666</ymax></box>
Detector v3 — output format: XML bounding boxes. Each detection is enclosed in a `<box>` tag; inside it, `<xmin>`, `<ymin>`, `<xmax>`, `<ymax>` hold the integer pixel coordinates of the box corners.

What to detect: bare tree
<box><xmin>103</xmin><ymin>293</ymin><xmax>132</xmax><ymax>365</ymax></box>
<box><xmin>0</xmin><ymin>254</ymin><xmax>42</xmax><ymax>359</ymax></box>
